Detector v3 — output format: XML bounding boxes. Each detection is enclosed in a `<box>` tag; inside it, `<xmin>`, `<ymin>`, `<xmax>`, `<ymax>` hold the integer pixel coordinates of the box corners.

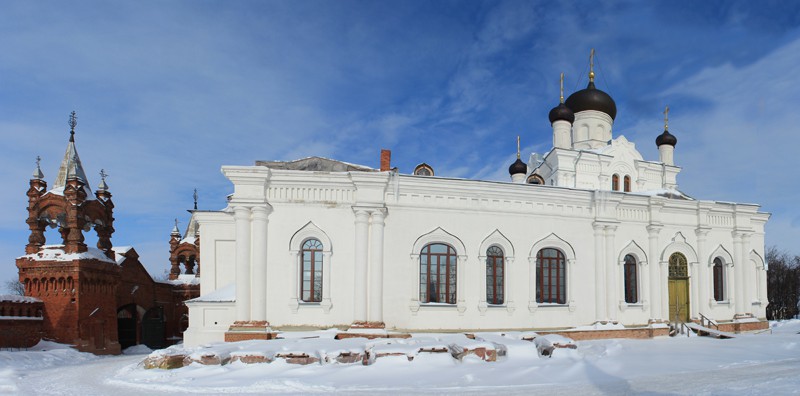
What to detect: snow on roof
<box><xmin>113</xmin><ymin>246</ymin><xmax>133</xmax><ymax>264</ymax></box>
<box><xmin>18</xmin><ymin>245</ymin><xmax>115</xmax><ymax>264</ymax></box>
<box><xmin>179</xmin><ymin>236</ymin><xmax>196</xmax><ymax>245</ymax></box>
<box><xmin>43</xmin><ymin>185</ymin><xmax>96</xmax><ymax>201</ymax></box>
<box><xmin>631</xmin><ymin>188</ymin><xmax>693</xmax><ymax>200</ymax></box>
<box><xmin>190</xmin><ymin>282</ymin><xmax>235</xmax><ymax>302</ymax></box>
<box><xmin>256</xmin><ymin>156</ymin><xmax>377</xmax><ymax>172</ymax></box>
<box><xmin>0</xmin><ymin>295</ymin><xmax>41</xmax><ymax>303</ymax></box>
<box><xmin>167</xmin><ymin>274</ymin><xmax>200</xmax><ymax>286</ymax></box>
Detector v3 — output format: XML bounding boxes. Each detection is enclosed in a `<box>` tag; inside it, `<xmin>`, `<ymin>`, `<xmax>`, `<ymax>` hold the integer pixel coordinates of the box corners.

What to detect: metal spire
<box><xmin>589</xmin><ymin>49</ymin><xmax>595</xmax><ymax>83</ymax></box>
<box><xmin>171</xmin><ymin>218</ymin><xmax>180</xmax><ymax>235</ymax></box>
<box><xmin>516</xmin><ymin>136</ymin><xmax>521</xmax><ymax>159</ymax></box>
<box><xmin>33</xmin><ymin>156</ymin><xmax>44</xmax><ymax>179</ymax></box>
<box><xmin>193</xmin><ymin>188</ymin><xmax>198</xmax><ymax>210</ymax></box>
<box><xmin>559</xmin><ymin>72</ymin><xmax>565</xmax><ymax>103</ymax></box>
<box><xmin>68</xmin><ymin>111</ymin><xmax>77</xmax><ymax>142</ymax></box>
<box><xmin>98</xmin><ymin>169</ymin><xmax>109</xmax><ymax>191</ymax></box>
<box><xmin>53</xmin><ymin>111</ymin><xmax>90</xmax><ymax>189</ymax></box>
<box><xmin>663</xmin><ymin>105</ymin><xmax>670</xmax><ymax>131</ymax></box>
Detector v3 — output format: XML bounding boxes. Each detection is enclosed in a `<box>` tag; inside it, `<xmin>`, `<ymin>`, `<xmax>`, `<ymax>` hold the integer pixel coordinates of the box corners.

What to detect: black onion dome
<box><xmin>656</xmin><ymin>129</ymin><xmax>677</xmax><ymax>147</ymax></box>
<box><xmin>508</xmin><ymin>158</ymin><xmax>527</xmax><ymax>176</ymax></box>
<box><xmin>548</xmin><ymin>102</ymin><xmax>575</xmax><ymax>124</ymax></box>
<box><xmin>564</xmin><ymin>81</ymin><xmax>617</xmax><ymax>120</ymax></box>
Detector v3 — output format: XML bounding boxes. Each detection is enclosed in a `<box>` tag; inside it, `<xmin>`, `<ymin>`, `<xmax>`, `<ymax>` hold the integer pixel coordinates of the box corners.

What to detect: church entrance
<box><xmin>668</xmin><ymin>252</ymin><xmax>690</xmax><ymax>323</ymax></box>
<box><xmin>116</xmin><ymin>304</ymin><xmax>138</xmax><ymax>350</ymax></box>
<box><xmin>141</xmin><ymin>306</ymin><xmax>166</xmax><ymax>349</ymax></box>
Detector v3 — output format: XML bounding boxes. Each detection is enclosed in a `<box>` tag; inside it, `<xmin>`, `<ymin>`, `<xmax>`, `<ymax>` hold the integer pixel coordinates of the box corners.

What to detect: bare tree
<box><xmin>3</xmin><ymin>279</ymin><xmax>24</xmax><ymax>296</ymax></box>
<box><xmin>766</xmin><ymin>246</ymin><xmax>800</xmax><ymax>320</ymax></box>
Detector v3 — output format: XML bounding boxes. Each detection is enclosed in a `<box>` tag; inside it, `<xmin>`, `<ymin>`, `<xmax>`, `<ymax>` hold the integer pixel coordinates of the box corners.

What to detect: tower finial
<box><xmin>171</xmin><ymin>218</ymin><xmax>181</xmax><ymax>236</ymax></box>
<box><xmin>193</xmin><ymin>188</ymin><xmax>198</xmax><ymax>210</ymax></box>
<box><xmin>68</xmin><ymin>111</ymin><xmax>77</xmax><ymax>142</ymax></box>
<box><xmin>33</xmin><ymin>156</ymin><xmax>44</xmax><ymax>179</ymax></box>
<box><xmin>663</xmin><ymin>105</ymin><xmax>670</xmax><ymax>131</ymax></box>
<box><xmin>516</xmin><ymin>136</ymin><xmax>521</xmax><ymax>159</ymax></box>
<box><xmin>559</xmin><ymin>72</ymin><xmax>565</xmax><ymax>103</ymax></box>
<box><xmin>589</xmin><ymin>49</ymin><xmax>595</xmax><ymax>82</ymax></box>
<box><xmin>98</xmin><ymin>169</ymin><xmax>109</xmax><ymax>191</ymax></box>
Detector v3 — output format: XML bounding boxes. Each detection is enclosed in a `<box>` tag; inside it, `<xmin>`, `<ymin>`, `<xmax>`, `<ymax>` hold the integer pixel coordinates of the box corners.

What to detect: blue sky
<box><xmin>2</xmin><ymin>0</ymin><xmax>800</xmax><ymax>285</ymax></box>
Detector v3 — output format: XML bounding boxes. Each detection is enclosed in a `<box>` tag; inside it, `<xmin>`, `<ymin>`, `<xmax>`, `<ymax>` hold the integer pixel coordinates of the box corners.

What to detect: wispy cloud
<box><xmin>2</xmin><ymin>1</ymin><xmax>799</xmax><ymax>281</ymax></box>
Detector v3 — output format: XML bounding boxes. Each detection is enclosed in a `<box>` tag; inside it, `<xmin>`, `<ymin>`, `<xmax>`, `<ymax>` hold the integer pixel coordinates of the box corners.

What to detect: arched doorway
<box><xmin>116</xmin><ymin>304</ymin><xmax>139</xmax><ymax>350</ymax></box>
<box><xmin>668</xmin><ymin>252</ymin><xmax>690</xmax><ymax>323</ymax></box>
<box><xmin>142</xmin><ymin>306</ymin><xmax>166</xmax><ymax>349</ymax></box>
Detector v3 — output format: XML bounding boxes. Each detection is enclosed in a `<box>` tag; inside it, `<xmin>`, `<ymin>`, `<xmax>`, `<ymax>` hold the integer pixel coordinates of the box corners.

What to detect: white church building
<box><xmin>184</xmin><ymin>58</ymin><xmax>769</xmax><ymax>346</ymax></box>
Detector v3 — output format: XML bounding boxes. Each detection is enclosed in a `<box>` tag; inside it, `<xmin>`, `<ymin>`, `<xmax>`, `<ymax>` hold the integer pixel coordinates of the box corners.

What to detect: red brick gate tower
<box><xmin>16</xmin><ymin>113</ymin><xmax>122</xmax><ymax>354</ymax></box>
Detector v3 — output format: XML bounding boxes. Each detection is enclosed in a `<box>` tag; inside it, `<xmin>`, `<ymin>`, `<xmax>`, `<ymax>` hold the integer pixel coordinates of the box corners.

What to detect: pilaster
<box><xmin>233</xmin><ymin>206</ymin><xmax>252</xmax><ymax>322</ymax></box>
<box><xmin>368</xmin><ymin>208</ymin><xmax>387</xmax><ymax>325</ymax></box>
<box><xmin>352</xmin><ymin>208</ymin><xmax>370</xmax><ymax>322</ymax></box>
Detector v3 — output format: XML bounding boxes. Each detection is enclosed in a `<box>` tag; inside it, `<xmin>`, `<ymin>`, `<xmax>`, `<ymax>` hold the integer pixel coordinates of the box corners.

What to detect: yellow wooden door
<box><xmin>668</xmin><ymin>279</ymin><xmax>690</xmax><ymax>323</ymax></box>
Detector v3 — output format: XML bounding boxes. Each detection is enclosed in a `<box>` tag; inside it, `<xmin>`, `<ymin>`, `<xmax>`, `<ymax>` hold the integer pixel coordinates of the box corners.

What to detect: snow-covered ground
<box><xmin>2</xmin><ymin>321</ymin><xmax>799</xmax><ymax>395</ymax></box>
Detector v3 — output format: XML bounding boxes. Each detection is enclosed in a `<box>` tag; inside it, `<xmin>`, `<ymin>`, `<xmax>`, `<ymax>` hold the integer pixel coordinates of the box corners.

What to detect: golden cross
<box><xmin>559</xmin><ymin>72</ymin><xmax>565</xmax><ymax>103</ymax></box>
<box><xmin>589</xmin><ymin>49</ymin><xmax>595</xmax><ymax>82</ymax></box>
<box><xmin>516</xmin><ymin>136</ymin><xmax>521</xmax><ymax>159</ymax></box>
<box><xmin>663</xmin><ymin>105</ymin><xmax>670</xmax><ymax>130</ymax></box>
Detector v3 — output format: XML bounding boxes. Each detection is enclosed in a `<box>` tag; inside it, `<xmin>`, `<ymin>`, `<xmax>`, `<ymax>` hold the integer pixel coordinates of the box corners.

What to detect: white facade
<box><xmin>184</xmin><ymin>70</ymin><xmax>769</xmax><ymax>347</ymax></box>
<box><xmin>184</xmin><ymin>161</ymin><xmax>768</xmax><ymax>346</ymax></box>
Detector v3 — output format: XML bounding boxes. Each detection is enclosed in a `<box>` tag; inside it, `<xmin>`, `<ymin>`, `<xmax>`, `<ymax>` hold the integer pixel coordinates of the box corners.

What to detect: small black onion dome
<box><xmin>564</xmin><ymin>81</ymin><xmax>617</xmax><ymax>120</ymax></box>
<box><xmin>548</xmin><ymin>102</ymin><xmax>575</xmax><ymax>124</ymax></box>
<box><xmin>656</xmin><ymin>129</ymin><xmax>677</xmax><ymax>147</ymax></box>
<box><xmin>508</xmin><ymin>158</ymin><xmax>527</xmax><ymax>176</ymax></box>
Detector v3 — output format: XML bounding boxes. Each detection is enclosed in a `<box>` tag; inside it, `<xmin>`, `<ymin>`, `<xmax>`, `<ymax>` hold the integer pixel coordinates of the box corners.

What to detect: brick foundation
<box><xmin>533</xmin><ymin>326</ymin><xmax>670</xmax><ymax>341</ymax></box>
<box><xmin>224</xmin><ymin>321</ymin><xmax>278</xmax><ymax>342</ymax></box>
<box><xmin>717</xmin><ymin>319</ymin><xmax>769</xmax><ymax>333</ymax></box>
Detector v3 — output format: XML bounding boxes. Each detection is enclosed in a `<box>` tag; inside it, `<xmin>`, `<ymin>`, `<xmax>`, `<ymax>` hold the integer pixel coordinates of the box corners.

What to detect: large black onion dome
<box><xmin>656</xmin><ymin>129</ymin><xmax>677</xmax><ymax>147</ymax></box>
<box><xmin>508</xmin><ymin>158</ymin><xmax>527</xmax><ymax>176</ymax></box>
<box><xmin>548</xmin><ymin>102</ymin><xmax>575</xmax><ymax>124</ymax></box>
<box><xmin>564</xmin><ymin>81</ymin><xmax>617</xmax><ymax>120</ymax></box>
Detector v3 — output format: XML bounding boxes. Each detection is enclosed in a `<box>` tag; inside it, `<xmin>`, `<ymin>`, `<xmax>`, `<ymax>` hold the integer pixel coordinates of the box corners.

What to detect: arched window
<box><xmin>420</xmin><ymin>243</ymin><xmax>457</xmax><ymax>304</ymax></box>
<box><xmin>414</xmin><ymin>163</ymin><xmax>434</xmax><ymax>176</ymax></box>
<box><xmin>486</xmin><ymin>246</ymin><xmax>504</xmax><ymax>305</ymax></box>
<box><xmin>301</xmin><ymin>239</ymin><xmax>323</xmax><ymax>302</ymax></box>
<box><xmin>527</xmin><ymin>174</ymin><xmax>545</xmax><ymax>185</ymax></box>
<box><xmin>623</xmin><ymin>254</ymin><xmax>638</xmax><ymax>303</ymax></box>
<box><xmin>713</xmin><ymin>257</ymin><xmax>725</xmax><ymax>301</ymax></box>
<box><xmin>623</xmin><ymin>175</ymin><xmax>631</xmax><ymax>192</ymax></box>
<box><xmin>612</xmin><ymin>174</ymin><xmax>620</xmax><ymax>191</ymax></box>
<box><xmin>668</xmin><ymin>252</ymin><xmax>688</xmax><ymax>278</ymax></box>
<box><xmin>536</xmin><ymin>248</ymin><xmax>566</xmax><ymax>304</ymax></box>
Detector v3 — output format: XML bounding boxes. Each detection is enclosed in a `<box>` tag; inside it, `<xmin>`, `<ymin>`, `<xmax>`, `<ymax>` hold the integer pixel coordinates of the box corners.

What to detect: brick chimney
<box><xmin>380</xmin><ymin>149</ymin><xmax>391</xmax><ymax>171</ymax></box>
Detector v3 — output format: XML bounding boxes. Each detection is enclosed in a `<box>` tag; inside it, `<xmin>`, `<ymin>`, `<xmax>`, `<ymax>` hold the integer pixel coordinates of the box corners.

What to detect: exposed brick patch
<box><xmin>185</xmin><ymin>353</ymin><xmax>229</xmax><ymax>366</ymax></box>
<box><xmin>224</xmin><ymin>321</ymin><xmax>277</xmax><ymax>342</ymax></box>
<box><xmin>450</xmin><ymin>346</ymin><xmax>498</xmax><ymax>362</ymax></box>
<box><xmin>275</xmin><ymin>353</ymin><xmax>319</xmax><ymax>365</ymax></box>
<box><xmin>349</xmin><ymin>321</ymin><xmax>385</xmax><ymax>329</ymax></box>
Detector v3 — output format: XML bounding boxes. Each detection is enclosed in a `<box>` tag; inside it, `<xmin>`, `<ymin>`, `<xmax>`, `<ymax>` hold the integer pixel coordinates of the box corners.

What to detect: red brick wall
<box><xmin>17</xmin><ymin>257</ymin><xmax>121</xmax><ymax>354</ymax></box>
<box><xmin>0</xmin><ymin>299</ymin><xmax>44</xmax><ymax>348</ymax></box>
<box><xmin>0</xmin><ymin>318</ymin><xmax>43</xmax><ymax>348</ymax></box>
